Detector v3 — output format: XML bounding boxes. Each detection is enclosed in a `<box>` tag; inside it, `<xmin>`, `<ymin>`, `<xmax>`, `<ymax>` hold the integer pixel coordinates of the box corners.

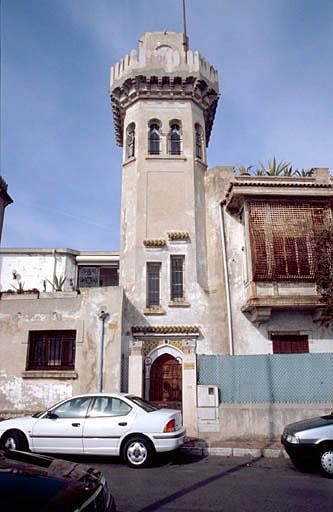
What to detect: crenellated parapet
<box><xmin>110</xmin><ymin>32</ymin><xmax>219</xmax><ymax>147</ymax></box>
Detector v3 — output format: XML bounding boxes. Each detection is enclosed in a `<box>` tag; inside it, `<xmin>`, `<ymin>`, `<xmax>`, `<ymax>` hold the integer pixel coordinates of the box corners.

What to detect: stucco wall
<box><xmin>0</xmin><ymin>286</ymin><xmax>123</xmax><ymax>416</ymax></box>
<box><xmin>200</xmin><ymin>402</ymin><xmax>333</xmax><ymax>442</ymax></box>
<box><xmin>0</xmin><ymin>249</ymin><xmax>78</xmax><ymax>293</ymax></box>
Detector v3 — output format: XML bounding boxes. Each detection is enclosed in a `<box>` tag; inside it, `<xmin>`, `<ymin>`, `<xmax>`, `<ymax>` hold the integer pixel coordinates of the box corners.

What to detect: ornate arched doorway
<box><xmin>149</xmin><ymin>353</ymin><xmax>182</xmax><ymax>410</ymax></box>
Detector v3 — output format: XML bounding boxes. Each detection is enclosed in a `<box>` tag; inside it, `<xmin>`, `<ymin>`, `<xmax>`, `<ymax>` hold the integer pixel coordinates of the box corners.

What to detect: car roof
<box><xmin>71</xmin><ymin>392</ymin><xmax>130</xmax><ymax>398</ymax></box>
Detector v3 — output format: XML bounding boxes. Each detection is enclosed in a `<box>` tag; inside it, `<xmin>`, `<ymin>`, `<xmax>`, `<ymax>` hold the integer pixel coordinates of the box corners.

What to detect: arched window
<box><xmin>126</xmin><ymin>123</ymin><xmax>135</xmax><ymax>159</ymax></box>
<box><xmin>168</xmin><ymin>123</ymin><xmax>181</xmax><ymax>155</ymax></box>
<box><xmin>148</xmin><ymin>123</ymin><xmax>161</xmax><ymax>155</ymax></box>
<box><xmin>195</xmin><ymin>124</ymin><xmax>203</xmax><ymax>159</ymax></box>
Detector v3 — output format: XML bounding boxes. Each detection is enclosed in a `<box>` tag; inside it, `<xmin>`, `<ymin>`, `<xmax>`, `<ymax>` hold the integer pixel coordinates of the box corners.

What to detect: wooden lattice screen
<box><xmin>248</xmin><ymin>200</ymin><xmax>332</xmax><ymax>281</ymax></box>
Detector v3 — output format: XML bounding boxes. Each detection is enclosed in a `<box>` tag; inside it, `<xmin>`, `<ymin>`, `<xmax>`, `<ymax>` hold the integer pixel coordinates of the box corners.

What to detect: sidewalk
<box><xmin>181</xmin><ymin>438</ymin><xmax>287</xmax><ymax>459</ymax></box>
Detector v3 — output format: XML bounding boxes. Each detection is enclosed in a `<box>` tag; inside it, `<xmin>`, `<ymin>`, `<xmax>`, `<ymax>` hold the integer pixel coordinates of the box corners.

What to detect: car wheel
<box><xmin>1</xmin><ymin>430</ymin><xmax>29</xmax><ymax>451</ymax></box>
<box><xmin>319</xmin><ymin>445</ymin><xmax>333</xmax><ymax>478</ymax></box>
<box><xmin>123</xmin><ymin>437</ymin><xmax>153</xmax><ymax>468</ymax></box>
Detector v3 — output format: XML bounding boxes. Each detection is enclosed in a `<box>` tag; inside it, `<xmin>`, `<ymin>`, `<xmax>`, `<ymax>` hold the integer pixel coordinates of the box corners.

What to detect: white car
<box><xmin>0</xmin><ymin>393</ymin><xmax>185</xmax><ymax>468</ymax></box>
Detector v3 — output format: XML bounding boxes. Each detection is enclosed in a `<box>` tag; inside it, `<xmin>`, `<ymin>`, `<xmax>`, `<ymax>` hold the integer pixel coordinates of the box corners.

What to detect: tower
<box><xmin>110</xmin><ymin>32</ymin><xmax>219</xmax><ymax>433</ymax></box>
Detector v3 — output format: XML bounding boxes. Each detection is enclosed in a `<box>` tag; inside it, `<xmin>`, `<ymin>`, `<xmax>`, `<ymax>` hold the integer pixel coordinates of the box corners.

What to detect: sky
<box><xmin>1</xmin><ymin>0</ymin><xmax>332</xmax><ymax>251</ymax></box>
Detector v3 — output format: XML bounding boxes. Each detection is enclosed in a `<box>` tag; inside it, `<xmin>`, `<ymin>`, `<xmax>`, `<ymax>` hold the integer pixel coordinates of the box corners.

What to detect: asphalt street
<box><xmin>73</xmin><ymin>451</ymin><xmax>333</xmax><ymax>512</ymax></box>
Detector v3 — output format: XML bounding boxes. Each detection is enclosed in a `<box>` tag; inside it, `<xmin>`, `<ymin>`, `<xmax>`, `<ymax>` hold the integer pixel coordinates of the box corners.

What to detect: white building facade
<box><xmin>0</xmin><ymin>32</ymin><xmax>332</xmax><ymax>441</ymax></box>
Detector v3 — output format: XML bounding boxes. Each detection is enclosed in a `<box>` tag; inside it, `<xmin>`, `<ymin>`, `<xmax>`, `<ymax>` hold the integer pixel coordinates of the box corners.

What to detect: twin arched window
<box><xmin>148</xmin><ymin>120</ymin><xmax>182</xmax><ymax>156</ymax></box>
<box><xmin>145</xmin><ymin>121</ymin><xmax>204</xmax><ymax>158</ymax></box>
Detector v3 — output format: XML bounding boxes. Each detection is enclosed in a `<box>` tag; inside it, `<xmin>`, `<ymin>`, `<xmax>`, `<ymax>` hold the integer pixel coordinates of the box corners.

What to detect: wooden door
<box><xmin>149</xmin><ymin>354</ymin><xmax>182</xmax><ymax>409</ymax></box>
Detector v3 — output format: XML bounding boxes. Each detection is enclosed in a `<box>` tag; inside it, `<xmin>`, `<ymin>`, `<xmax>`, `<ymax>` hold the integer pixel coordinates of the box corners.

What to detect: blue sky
<box><xmin>1</xmin><ymin>0</ymin><xmax>332</xmax><ymax>251</ymax></box>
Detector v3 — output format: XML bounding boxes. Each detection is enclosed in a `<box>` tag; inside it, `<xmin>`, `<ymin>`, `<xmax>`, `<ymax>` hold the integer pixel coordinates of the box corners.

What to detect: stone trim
<box><xmin>132</xmin><ymin>325</ymin><xmax>199</xmax><ymax>335</ymax></box>
<box><xmin>168</xmin><ymin>300</ymin><xmax>190</xmax><ymax>307</ymax></box>
<box><xmin>122</xmin><ymin>156</ymin><xmax>136</xmax><ymax>166</ymax></box>
<box><xmin>143</xmin><ymin>239</ymin><xmax>166</xmax><ymax>247</ymax></box>
<box><xmin>144</xmin><ymin>307</ymin><xmax>166</xmax><ymax>316</ymax></box>
<box><xmin>167</xmin><ymin>231</ymin><xmax>189</xmax><ymax>241</ymax></box>
<box><xmin>145</xmin><ymin>155</ymin><xmax>187</xmax><ymax>161</ymax></box>
<box><xmin>22</xmin><ymin>371</ymin><xmax>78</xmax><ymax>379</ymax></box>
<box><xmin>226</xmin><ymin>179</ymin><xmax>332</xmax><ymax>202</ymax></box>
<box><xmin>242</xmin><ymin>295</ymin><xmax>324</xmax><ymax>325</ymax></box>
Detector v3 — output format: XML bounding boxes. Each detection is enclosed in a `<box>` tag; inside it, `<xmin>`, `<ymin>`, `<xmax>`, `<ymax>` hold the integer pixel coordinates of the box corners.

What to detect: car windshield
<box><xmin>32</xmin><ymin>398</ymin><xmax>68</xmax><ymax>418</ymax></box>
<box><xmin>126</xmin><ymin>395</ymin><xmax>158</xmax><ymax>413</ymax></box>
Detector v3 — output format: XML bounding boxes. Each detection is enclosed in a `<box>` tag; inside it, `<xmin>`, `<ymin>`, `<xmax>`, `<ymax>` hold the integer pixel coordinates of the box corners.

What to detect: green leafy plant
<box><xmin>258</xmin><ymin>156</ymin><xmax>290</xmax><ymax>176</ymax></box>
<box><xmin>237</xmin><ymin>165</ymin><xmax>253</xmax><ymax>175</ymax></box>
<box><xmin>294</xmin><ymin>168</ymin><xmax>312</xmax><ymax>177</ymax></box>
<box><xmin>47</xmin><ymin>274</ymin><xmax>67</xmax><ymax>292</ymax></box>
<box><xmin>313</xmin><ymin>227</ymin><xmax>333</xmax><ymax>325</ymax></box>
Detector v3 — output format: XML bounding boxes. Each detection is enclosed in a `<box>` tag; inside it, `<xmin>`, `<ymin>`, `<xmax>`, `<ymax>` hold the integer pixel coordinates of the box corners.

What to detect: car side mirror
<box><xmin>46</xmin><ymin>411</ymin><xmax>58</xmax><ymax>419</ymax></box>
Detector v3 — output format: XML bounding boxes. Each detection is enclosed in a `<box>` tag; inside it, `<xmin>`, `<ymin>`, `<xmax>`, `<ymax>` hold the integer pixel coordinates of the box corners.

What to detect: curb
<box><xmin>181</xmin><ymin>445</ymin><xmax>287</xmax><ymax>459</ymax></box>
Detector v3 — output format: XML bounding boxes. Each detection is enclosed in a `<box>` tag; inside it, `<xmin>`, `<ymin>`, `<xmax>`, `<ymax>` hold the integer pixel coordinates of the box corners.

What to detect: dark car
<box><xmin>0</xmin><ymin>448</ymin><xmax>116</xmax><ymax>511</ymax></box>
<box><xmin>281</xmin><ymin>412</ymin><xmax>333</xmax><ymax>477</ymax></box>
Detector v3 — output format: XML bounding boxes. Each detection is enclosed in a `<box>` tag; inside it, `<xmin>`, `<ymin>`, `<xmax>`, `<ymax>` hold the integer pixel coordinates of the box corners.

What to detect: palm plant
<box><xmin>237</xmin><ymin>165</ymin><xmax>253</xmax><ymax>175</ymax></box>
<box><xmin>283</xmin><ymin>166</ymin><xmax>295</xmax><ymax>177</ymax></box>
<box><xmin>47</xmin><ymin>274</ymin><xmax>66</xmax><ymax>291</ymax></box>
<box><xmin>294</xmin><ymin>168</ymin><xmax>312</xmax><ymax>177</ymax></box>
<box><xmin>259</xmin><ymin>157</ymin><xmax>290</xmax><ymax>176</ymax></box>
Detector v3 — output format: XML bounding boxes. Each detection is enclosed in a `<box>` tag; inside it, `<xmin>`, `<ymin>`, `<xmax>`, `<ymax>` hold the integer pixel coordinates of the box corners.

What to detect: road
<box><xmin>76</xmin><ymin>451</ymin><xmax>333</xmax><ymax>511</ymax></box>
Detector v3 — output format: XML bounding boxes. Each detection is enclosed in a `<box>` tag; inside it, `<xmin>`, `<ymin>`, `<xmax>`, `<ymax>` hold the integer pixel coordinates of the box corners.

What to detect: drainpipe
<box><xmin>97</xmin><ymin>310</ymin><xmax>109</xmax><ymax>392</ymax></box>
<box><xmin>219</xmin><ymin>202</ymin><xmax>234</xmax><ymax>356</ymax></box>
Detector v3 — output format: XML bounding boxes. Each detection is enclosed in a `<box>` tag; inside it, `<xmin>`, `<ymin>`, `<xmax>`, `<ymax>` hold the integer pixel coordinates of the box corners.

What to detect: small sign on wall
<box><xmin>184</xmin><ymin>362</ymin><xmax>195</xmax><ymax>370</ymax></box>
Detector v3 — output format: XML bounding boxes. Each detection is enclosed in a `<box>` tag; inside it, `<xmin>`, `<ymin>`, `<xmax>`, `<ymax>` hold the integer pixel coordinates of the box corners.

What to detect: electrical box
<box><xmin>197</xmin><ymin>385</ymin><xmax>220</xmax><ymax>432</ymax></box>
<box><xmin>197</xmin><ymin>385</ymin><xmax>219</xmax><ymax>408</ymax></box>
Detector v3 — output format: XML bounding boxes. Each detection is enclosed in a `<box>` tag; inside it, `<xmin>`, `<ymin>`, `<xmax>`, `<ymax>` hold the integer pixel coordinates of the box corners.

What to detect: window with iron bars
<box><xmin>27</xmin><ymin>330</ymin><xmax>76</xmax><ymax>371</ymax></box>
<box><xmin>126</xmin><ymin>123</ymin><xmax>135</xmax><ymax>159</ymax></box>
<box><xmin>271</xmin><ymin>334</ymin><xmax>309</xmax><ymax>354</ymax></box>
<box><xmin>170</xmin><ymin>255</ymin><xmax>184</xmax><ymax>300</ymax></box>
<box><xmin>248</xmin><ymin>200</ymin><xmax>332</xmax><ymax>281</ymax></box>
<box><xmin>195</xmin><ymin>124</ymin><xmax>203</xmax><ymax>159</ymax></box>
<box><xmin>78</xmin><ymin>265</ymin><xmax>119</xmax><ymax>288</ymax></box>
<box><xmin>168</xmin><ymin>123</ymin><xmax>181</xmax><ymax>155</ymax></box>
<box><xmin>148</xmin><ymin>124</ymin><xmax>161</xmax><ymax>155</ymax></box>
<box><xmin>147</xmin><ymin>262</ymin><xmax>161</xmax><ymax>307</ymax></box>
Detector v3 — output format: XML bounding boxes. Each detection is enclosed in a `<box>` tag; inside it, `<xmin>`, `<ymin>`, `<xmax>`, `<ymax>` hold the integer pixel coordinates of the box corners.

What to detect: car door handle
<box><xmin>72</xmin><ymin>423</ymin><xmax>81</xmax><ymax>427</ymax></box>
<box><xmin>118</xmin><ymin>422</ymin><xmax>127</xmax><ymax>426</ymax></box>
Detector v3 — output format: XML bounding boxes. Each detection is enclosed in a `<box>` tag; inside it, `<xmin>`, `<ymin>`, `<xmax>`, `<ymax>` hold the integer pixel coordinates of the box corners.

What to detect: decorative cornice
<box><xmin>132</xmin><ymin>325</ymin><xmax>200</xmax><ymax>335</ymax></box>
<box><xmin>143</xmin><ymin>239</ymin><xmax>166</xmax><ymax>247</ymax></box>
<box><xmin>225</xmin><ymin>179</ymin><xmax>333</xmax><ymax>213</ymax></box>
<box><xmin>226</xmin><ymin>179</ymin><xmax>332</xmax><ymax>198</ymax></box>
<box><xmin>167</xmin><ymin>231</ymin><xmax>189</xmax><ymax>241</ymax></box>
<box><xmin>242</xmin><ymin>295</ymin><xmax>325</xmax><ymax>326</ymax></box>
<box><xmin>242</xmin><ymin>295</ymin><xmax>322</xmax><ymax>311</ymax></box>
<box><xmin>110</xmin><ymin>75</ymin><xmax>219</xmax><ymax>148</ymax></box>
<box><xmin>0</xmin><ymin>176</ymin><xmax>13</xmax><ymax>207</ymax></box>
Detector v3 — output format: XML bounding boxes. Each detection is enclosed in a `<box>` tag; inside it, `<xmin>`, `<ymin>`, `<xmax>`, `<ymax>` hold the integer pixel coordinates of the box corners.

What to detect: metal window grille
<box><xmin>195</xmin><ymin>128</ymin><xmax>202</xmax><ymax>159</ymax></box>
<box><xmin>147</xmin><ymin>262</ymin><xmax>161</xmax><ymax>307</ymax></box>
<box><xmin>126</xmin><ymin>124</ymin><xmax>135</xmax><ymax>159</ymax></box>
<box><xmin>27</xmin><ymin>330</ymin><xmax>76</xmax><ymax>370</ymax></box>
<box><xmin>272</xmin><ymin>335</ymin><xmax>309</xmax><ymax>354</ymax></box>
<box><xmin>248</xmin><ymin>200</ymin><xmax>332</xmax><ymax>281</ymax></box>
<box><xmin>148</xmin><ymin>125</ymin><xmax>160</xmax><ymax>155</ymax></box>
<box><xmin>168</xmin><ymin>124</ymin><xmax>181</xmax><ymax>155</ymax></box>
<box><xmin>170</xmin><ymin>255</ymin><xmax>184</xmax><ymax>300</ymax></box>
<box><xmin>78</xmin><ymin>266</ymin><xmax>119</xmax><ymax>287</ymax></box>
<box><xmin>169</xmin><ymin>133</ymin><xmax>181</xmax><ymax>155</ymax></box>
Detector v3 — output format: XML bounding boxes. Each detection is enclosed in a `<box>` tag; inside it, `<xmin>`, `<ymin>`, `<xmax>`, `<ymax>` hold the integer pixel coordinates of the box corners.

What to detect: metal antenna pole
<box><xmin>182</xmin><ymin>0</ymin><xmax>189</xmax><ymax>53</ymax></box>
